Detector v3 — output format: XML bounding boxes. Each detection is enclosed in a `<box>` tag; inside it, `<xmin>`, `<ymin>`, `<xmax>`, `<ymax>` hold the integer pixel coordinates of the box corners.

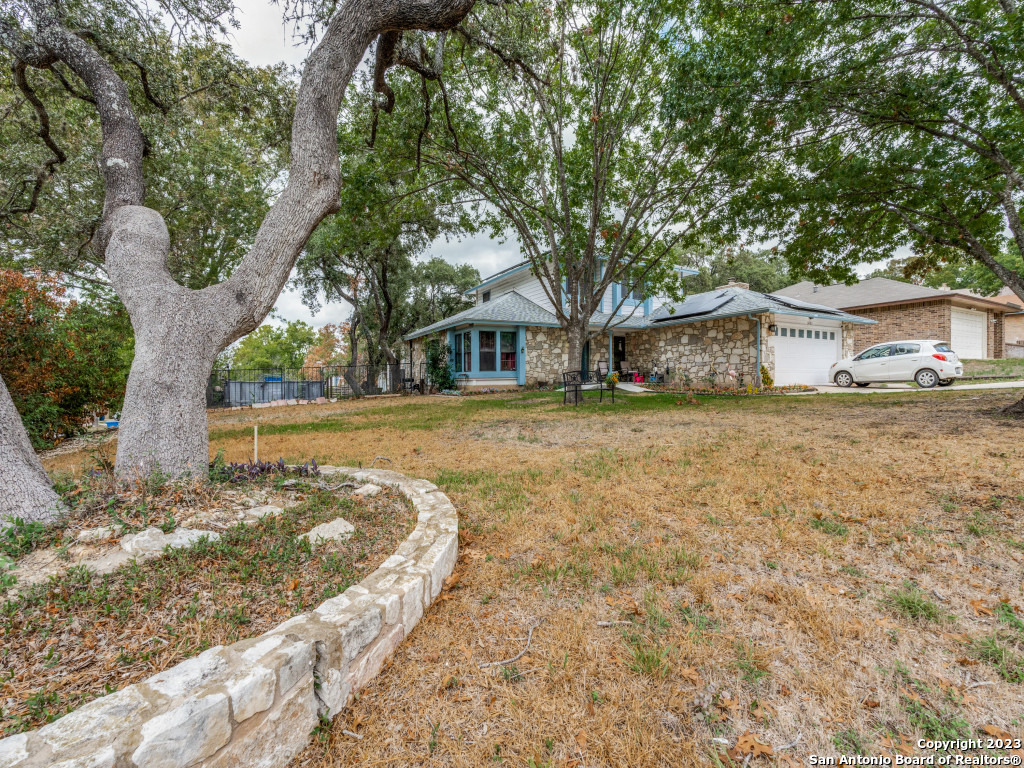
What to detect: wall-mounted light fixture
<box><xmin>768</xmin><ymin>324</ymin><xmax>778</xmax><ymax>334</ymax></box>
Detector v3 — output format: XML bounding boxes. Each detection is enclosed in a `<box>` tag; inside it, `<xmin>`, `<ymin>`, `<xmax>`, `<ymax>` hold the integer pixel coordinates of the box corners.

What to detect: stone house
<box><xmin>403</xmin><ymin>262</ymin><xmax>873</xmax><ymax>389</ymax></box>
<box><xmin>776</xmin><ymin>277</ymin><xmax>1015</xmax><ymax>359</ymax></box>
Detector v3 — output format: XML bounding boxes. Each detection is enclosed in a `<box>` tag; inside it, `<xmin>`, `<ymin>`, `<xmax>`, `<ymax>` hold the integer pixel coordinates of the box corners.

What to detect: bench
<box><xmin>562</xmin><ymin>370</ymin><xmax>614</xmax><ymax>405</ymax></box>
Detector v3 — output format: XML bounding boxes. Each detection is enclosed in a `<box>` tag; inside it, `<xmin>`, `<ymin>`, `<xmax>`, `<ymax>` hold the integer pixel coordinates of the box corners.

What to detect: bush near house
<box><xmin>0</xmin><ymin>270</ymin><xmax>132</xmax><ymax>448</ymax></box>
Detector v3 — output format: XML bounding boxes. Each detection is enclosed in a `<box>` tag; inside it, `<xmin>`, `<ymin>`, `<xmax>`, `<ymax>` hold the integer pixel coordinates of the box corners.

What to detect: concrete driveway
<box><xmin>791</xmin><ymin>380</ymin><xmax>1024</xmax><ymax>395</ymax></box>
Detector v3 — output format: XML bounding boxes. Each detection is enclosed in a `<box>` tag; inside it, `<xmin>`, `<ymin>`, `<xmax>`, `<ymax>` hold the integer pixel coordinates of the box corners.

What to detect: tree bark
<box><xmin>0</xmin><ymin>374</ymin><xmax>65</xmax><ymax>528</ymax></box>
<box><xmin>565</xmin><ymin>320</ymin><xmax>587</xmax><ymax>405</ymax></box>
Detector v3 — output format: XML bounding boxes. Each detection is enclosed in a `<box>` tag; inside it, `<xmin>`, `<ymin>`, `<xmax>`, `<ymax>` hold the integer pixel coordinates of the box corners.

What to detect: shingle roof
<box><xmin>775</xmin><ymin>277</ymin><xmax>1009</xmax><ymax>311</ymax></box>
<box><xmin>403</xmin><ymin>291</ymin><xmax>558</xmax><ymax>340</ymax></box>
<box><xmin>404</xmin><ymin>285</ymin><xmax>873</xmax><ymax>341</ymax></box>
<box><xmin>650</xmin><ymin>287</ymin><xmax>875</xmax><ymax>326</ymax></box>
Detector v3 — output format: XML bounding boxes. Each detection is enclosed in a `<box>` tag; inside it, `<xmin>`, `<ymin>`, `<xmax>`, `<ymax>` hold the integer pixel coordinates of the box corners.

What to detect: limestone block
<box><xmin>75</xmin><ymin>526</ymin><xmax>116</xmax><ymax>544</ymax></box>
<box><xmin>120</xmin><ymin>527</ymin><xmax>219</xmax><ymax>557</ymax></box>
<box><xmin>39</xmin><ymin>684</ymin><xmax>152</xmax><ymax>757</ymax></box>
<box><xmin>131</xmin><ymin>693</ymin><xmax>231</xmax><ymax>768</ymax></box>
<box><xmin>353</xmin><ymin>483</ymin><xmax>382</xmax><ymax>497</ymax></box>
<box><xmin>145</xmin><ymin>647</ymin><xmax>231</xmax><ymax>699</ymax></box>
<box><xmin>344</xmin><ymin>623</ymin><xmax>405</xmax><ymax>696</ymax></box>
<box><xmin>298</xmin><ymin>517</ymin><xmax>354</xmax><ymax>548</ymax></box>
<box><xmin>201</xmin><ymin>673</ymin><xmax>317</xmax><ymax>768</ymax></box>
<box><xmin>49</xmin><ymin>749</ymin><xmax>115</xmax><ymax>768</ymax></box>
<box><xmin>0</xmin><ymin>735</ymin><xmax>28</xmax><ymax>768</ymax></box>
<box><xmin>244</xmin><ymin>505</ymin><xmax>283</xmax><ymax>522</ymax></box>
<box><xmin>225</xmin><ymin>664</ymin><xmax>276</xmax><ymax>723</ymax></box>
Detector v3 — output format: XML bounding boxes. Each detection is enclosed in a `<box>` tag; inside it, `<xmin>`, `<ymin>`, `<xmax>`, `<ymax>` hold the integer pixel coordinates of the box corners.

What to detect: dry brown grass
<box><xmin>42</xmin><ymin>391</ymin><xmax>1024</xmax><ymax>766</ymax></box>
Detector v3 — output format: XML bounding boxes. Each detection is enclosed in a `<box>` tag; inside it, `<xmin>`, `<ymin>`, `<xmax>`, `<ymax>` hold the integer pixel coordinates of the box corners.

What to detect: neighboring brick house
<box><xmin>775</xmin><ymin>277</ymin><xmax>1013</xmax><ymax>359</ymax></box>
<box><xmin>403</xmin><ymin>263</ymin><xmax>873</xmax><ymax>389</ymax></box>
<box><xmin>989</xmin><ymin>287</ymin><xmax>1024</xmax><ymax>356</ymax></box>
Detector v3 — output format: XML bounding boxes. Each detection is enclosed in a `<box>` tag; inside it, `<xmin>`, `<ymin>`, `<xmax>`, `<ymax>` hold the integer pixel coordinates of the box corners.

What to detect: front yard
<box><xmin>961</xmin><ymin>357</ymin><xmax>1024</xmax><ymax>380</ymax></box>
<box><xmin>40</xmin><ymin>390</ymin><xmax>1024</xmax><ymax>766</ymax></box>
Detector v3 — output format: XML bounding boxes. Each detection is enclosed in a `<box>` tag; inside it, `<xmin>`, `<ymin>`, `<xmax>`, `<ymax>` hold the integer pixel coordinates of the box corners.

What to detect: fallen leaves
<box><xmin>729</xmin><ymin>731</ymin><xmax>774</xmax><ymax>760</ymax></box>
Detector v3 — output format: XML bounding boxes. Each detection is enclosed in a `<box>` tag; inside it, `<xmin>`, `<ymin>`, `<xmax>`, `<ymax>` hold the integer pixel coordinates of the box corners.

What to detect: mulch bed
<box><xmin>1</xmin><ymin>478</ymin><xmax>415</xmax><ymax>736</ymax></box>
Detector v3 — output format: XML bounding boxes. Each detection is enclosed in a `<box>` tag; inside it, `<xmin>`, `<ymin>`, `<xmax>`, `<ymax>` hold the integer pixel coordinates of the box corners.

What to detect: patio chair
<box><xmin>597</xmin><ymin>361</ymin><xmax>609</xmax><ymax>379</ymax></box>
<box><xmin>563</xmin><ymin>370</ymin><xmax>611</xmax><ymax>404</ymax></box>
<box><xmin>563</xmin><ymin>370</ymin><xmax>584</xmax><ymax>405</ymax></box>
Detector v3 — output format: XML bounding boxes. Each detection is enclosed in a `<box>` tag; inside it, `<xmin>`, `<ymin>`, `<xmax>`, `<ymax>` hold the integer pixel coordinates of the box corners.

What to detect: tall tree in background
<box><xmin>0</xmin><ymin>0</ymin><xmax>478</xmax><ymax>516</ymax></box>
<box><xmin>226</xmin><ymin>320</ymin><xmax>317</xmax><ymax>370</ymax></box>
<box><xmin>673</xmin><ymin>2</ymin><xmax>1024</xmax><ymax>300</ymax></box>
<box><xmin>295</xmin><ymin>98</ymin><xmax>474</xmax><ymax>369</ymax></box>
<box><xmin>682</xmin><ymin>249</ymin><xmax>793</xmax><ymax>295</ymax></box>
<box><xmin>388</xmin><ymin>0</ymin><xmax>763</xmax><ymax>399</ymax></box>
<box><xmin>406</xmin><ymin>257</ymin><xmax>479</xmax><ymax>328</ymax></box>
<box><xmin>673</xmin><ymin>0</ymin><xmax>1024</xmax><ymax>410</ymax></box>
<box><xmin>1</xmin><ymin>36</ymin><xmax>294</xmax><ymax>293</ymax></box>
<box><xmin>304</xmin><ymin>323</ymin><xmax>351</xmax><ymax>367</ymax></box>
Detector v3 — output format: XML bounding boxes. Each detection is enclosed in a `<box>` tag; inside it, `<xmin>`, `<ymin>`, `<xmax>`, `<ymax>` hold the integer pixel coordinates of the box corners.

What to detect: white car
<box><xmin>830</xmin><ymin>340</ymin><xmax>964</xmax><ymax>389</ymax></box>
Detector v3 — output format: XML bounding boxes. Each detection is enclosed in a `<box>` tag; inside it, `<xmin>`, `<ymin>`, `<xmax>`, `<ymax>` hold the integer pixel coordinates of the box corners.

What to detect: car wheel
<box><xmin>915</xmin><ymin>368</ymin><xmax>939</xmax><ymax>388</ymax></box>
<box><xmin>834</xmin><ymin>371</ymin><xmax>854</xmax><ymax>388</ymax></box>
<box><xmin>855</xmin><ymin>382</ymin><xmax>871</xmax><ymax>388</ymax></box>
<box><xmin>938</xmin><ymin>379</ymin><xmax>954</xmax><ymax>387</ymax></box>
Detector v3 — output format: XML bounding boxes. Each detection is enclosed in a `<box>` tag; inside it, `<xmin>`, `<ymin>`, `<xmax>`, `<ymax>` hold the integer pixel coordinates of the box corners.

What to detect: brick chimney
<box><xmin>716</xmin><ymin>278</ymin><xmax>750</xmax><ymax>290</ymax></box>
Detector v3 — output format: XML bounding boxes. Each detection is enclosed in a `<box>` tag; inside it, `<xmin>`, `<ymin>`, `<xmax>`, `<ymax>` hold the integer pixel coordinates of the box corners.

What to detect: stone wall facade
<box><xmin>0</xmin><ymin>468</ymin><xmax>457</xmax><ymax>768</ymax></box>
<box><xmin>524</xmin><ymin>326</ymin><xmax>571</xmax><ymax>386</ymax></box>
<box><xmin>628</xmin><ymin>315</ymin><xmax>762</xmax><ymax>385</ymax></box>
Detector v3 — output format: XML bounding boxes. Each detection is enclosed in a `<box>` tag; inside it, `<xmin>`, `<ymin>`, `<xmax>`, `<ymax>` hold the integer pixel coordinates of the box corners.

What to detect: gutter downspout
<box><xmin>748</xmin><ymin>314</ymin><xmax>761</xmax><ymax>387</ymax></box>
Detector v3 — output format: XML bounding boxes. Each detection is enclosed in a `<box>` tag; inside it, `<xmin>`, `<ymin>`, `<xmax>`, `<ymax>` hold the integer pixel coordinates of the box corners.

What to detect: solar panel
<box><xmin>766</xmin><ymin>294</ymin><xmax>843</xmax><ymax>315</ymax></box>
<box><xmin>653</xmin><ymin>290</ymin><xmax>734</xmax><ymax>321</ymax></box>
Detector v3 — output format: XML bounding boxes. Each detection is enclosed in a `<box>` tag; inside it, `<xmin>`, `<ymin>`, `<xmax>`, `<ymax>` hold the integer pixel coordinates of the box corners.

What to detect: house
<box><xmin>775</xmin><ymin>277</ymin><xmax>1014</xmax><ymax>359</ymax></box>
<box><xmin>403</xmin><ymin>262</ymin><xmax>874</xmax><ymax>388</ymax></box>
<box><xmin>987</xmin><ymin>287</ymin><xmax>1024</xmax><ymax>357</ymax></box>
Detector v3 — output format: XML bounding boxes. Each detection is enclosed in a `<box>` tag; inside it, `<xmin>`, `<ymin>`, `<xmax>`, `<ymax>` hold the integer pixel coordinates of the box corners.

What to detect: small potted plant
<box><xmin>605</xmin><ymin>370</ymin><xmax>619</xmax><ymax>391</ymax></box>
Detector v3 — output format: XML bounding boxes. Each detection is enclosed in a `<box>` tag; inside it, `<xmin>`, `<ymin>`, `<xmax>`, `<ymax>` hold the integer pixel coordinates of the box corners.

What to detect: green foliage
<box><xmin>0</xmin><ymin>270</ymin><xmax>132</xmax><ymax>447</ymax></box>
<box><xmin>682</xmin><ymin>249</ymin><xmax>794</xmax><ymax>295</ymax></box>
<box><xmin>364</xmin><ymin>0</ymin><xmax>767</xmax><ymax>354</ymax></box>
<box><xmin>868</xmin><ymin>248</ymin><xmax>1024</xmax><ymax>296</ymax></box>
<box><xmin>425</xmin><ymin>340</ymin><xmax>456</xmax><ymax>391</ymax></box>
<box><xmin>1</xmin><ymin>22</ymin><xmax>294</xmax><ymax>293</ymax></box>
<box><xmin>882</xmin><ymin>581</ymin><xmax>945</xmax><ymax>624</ymax></box>
<box><xmin>0</xmin><ymin>519</ymin><xmax>52</xmax><ymax>560</ymax></box>
<box><xmin>669</xmin><ymin>0</ymin><xmax>1024</xmax><ymax>298</ymax></box>
<box><xmin>295</xmin><ymin>91</ymin><xmax>476</xmax><ymax>366</ymax></box>
<box><xmin>225</xmin><ymin>321</ymin><xmax>317</xmax><ymax>370</ymax></box>
<box><xmin>810</xmin><ymin>516</ymin><xmax>848</xmax><ymax>537</ymax></box>
<box><xmin>971</xmin><ymin>635</ymin><xmax>1024</xmax><ymax>683</ymax></box>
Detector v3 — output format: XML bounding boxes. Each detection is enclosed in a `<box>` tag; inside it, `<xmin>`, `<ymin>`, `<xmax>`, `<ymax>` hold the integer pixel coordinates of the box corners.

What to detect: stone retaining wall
<box><xmin>0</xmin><ymin>467</ymin><xmax>458</xmax><ymax>768</ymax></box>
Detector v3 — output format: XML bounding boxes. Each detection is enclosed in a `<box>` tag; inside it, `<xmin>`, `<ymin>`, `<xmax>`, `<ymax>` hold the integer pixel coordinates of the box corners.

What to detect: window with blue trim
<box><xmin>479</xmin><ymin>331</ymin><xmax>497</xmax><ymax>371</ymax></box>
<box><xmin>500</xmin><ymin>331</ymin><xmax>517</xmax><ymax>371</ymax></box>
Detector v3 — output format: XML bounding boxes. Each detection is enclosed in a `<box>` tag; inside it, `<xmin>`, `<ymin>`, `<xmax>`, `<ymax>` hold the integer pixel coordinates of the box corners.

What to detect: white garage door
<box><xmin>950</xmin><ymin>308</ymin><xmax>988</xmax><ymax>359</ymax></box>
<box><xmin>769</xmin><ymin>323</ymin><xmax>842</xmax><ymax>386</ymax></box>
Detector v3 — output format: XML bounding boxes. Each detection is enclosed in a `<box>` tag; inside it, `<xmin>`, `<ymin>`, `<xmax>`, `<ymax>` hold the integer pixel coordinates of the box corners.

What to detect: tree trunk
<box><xmin>13</xmin><ymin>0</ymin><xmax>478</xmax><ymax>485</ymax></box>
<box><xmin>114</xmin><ymin>320</ymin><xmax>220</xmax><ymax>479</ymax></box>
<box><xmin>564</xmin><ymin>321</ymin><xmax>587</xmax><ymax>405</ymax></box>
<box><xmin>105</xmin><ymin>207</ymin><xmax>228</xmax><ymax>478</ymax></box>
<box><xmin>0</xmin><ymin>375</ymin><xmax>65</xmax><ymax>527</ymax></box>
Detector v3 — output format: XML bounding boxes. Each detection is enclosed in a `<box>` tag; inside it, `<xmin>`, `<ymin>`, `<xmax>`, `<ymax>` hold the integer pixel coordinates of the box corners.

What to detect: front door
<box><xmin>613</xmin><ymin>336</ymin><xmax>626</xmax><ymax>371</ymax></box>
<box><xmin>581</xmin><ymin>340</ymin><xmax>591</xmax><ymax>372</ymax></box>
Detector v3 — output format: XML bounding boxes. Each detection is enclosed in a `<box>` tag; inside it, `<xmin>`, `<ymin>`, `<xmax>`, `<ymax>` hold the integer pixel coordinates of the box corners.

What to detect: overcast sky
<box><xmin>225</xmin><ymin>2</ymin><xmax>522</xmax><ymax>328</ymax></box>
<box><xmin>225</xmin><ymin>2</ymin><xmax>885</xmax><ymax>329</ymax></box>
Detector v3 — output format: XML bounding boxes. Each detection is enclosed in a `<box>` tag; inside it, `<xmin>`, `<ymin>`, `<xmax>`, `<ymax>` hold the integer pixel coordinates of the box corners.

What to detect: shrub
<box><xmin>760</xmin><ymin>364</ymin><xmax>773</xmax><ymax>389</ymax></box>
<box><xmin>425</xmin><ymin>339</ymin><xmax>456</xmax><ymax>391</ymax></box>
<box><xmin>0</xmin><ymin>270</ymin><xmax>132</xmax><ymax>447</ymax></box>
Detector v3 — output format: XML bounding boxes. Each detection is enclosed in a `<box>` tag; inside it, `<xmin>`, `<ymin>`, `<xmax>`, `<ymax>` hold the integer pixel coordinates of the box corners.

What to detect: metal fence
<box><xmin>207</xmin><ymin>364</ymin><xmax>427</xmax><ymax>408</ymax></box>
